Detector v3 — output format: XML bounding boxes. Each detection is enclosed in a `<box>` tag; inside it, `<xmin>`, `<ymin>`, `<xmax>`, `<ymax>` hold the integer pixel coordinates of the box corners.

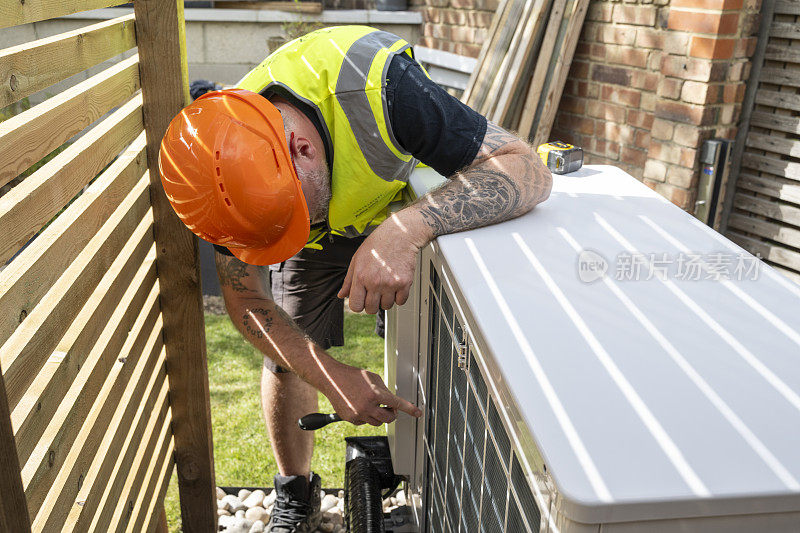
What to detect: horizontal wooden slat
<box><xmin>0</xmin><ymin>94</ymin><xmax>143</xmax><ymax>266</ymax></box>
<box><xmin>0</xmin><ymin>54</ymin><xmax>139</xmax><ymax>189</ymax></box>
<box><xmin>728</xmin><ymin>230</ymin><xmax>800</xmax><ymax>272</ymax></box>
<box><xmin>757</xmin><ymin>67</ymin><xmax>800</xmax><ymax>89</ymax></box>
<box><xmin>737</xmin><ymin>172</ymin><xmax>800</xmax><ymax>206</ymax></box>
<box><xmin>22</xmin><ymin>265</ymin><xmax>159</xmax><ymax>519</ymax></box>
<box><xmin>741</xmin><ymin>152</ymin><xmax>800</xmax><ymax>181</ymax></box>
<box><xmin>12</xmin><ymin>208</ymin><xmax>154</xmax><ymax>464</ymax></box>
<box><xmin>0</xmin><ymin>15</ymin><xmax>136</xmax><ymax>108</ymax></box>
<box><xmin>770</xmin><ymin>22</ymin><xmax>800</xmax><ymax>39</ymax></box>
<box><xmin>0</xmin><ymin>173</ymin><xmax>151</xmax><ymax>408</ymax></box>
<box><xmin>764</xmin><ymin>43</ymin><xmax>800</xmax><ymax>64</ymax></box>
<box><xmin>746</xmin><ymin>131</ymin><xmax>800</xmax><ymax>158</ymax></box>
<box><xmin>729</xmin><ymin>213</ymin><xmax>800</xmax><ymax>250</ymax></box>
<box><xmin>0</xmin><ymin>132</ymin><xmax>145</xmax><ymax>346</ymax></box>
<box><xmin>749</xmin><ymin>110</ymin><xmax>800</xmax><ymax>135</ymax></box>
<box><xmin>772</xmin><ymin>263</ymin><xmax>800</xmax><ymax>284</ymax></box>
<box><xmin>113</xmin><ymin>403</ymin><xmax>174</xmax><ymax>533</ymax></box>
<box><xmin>0</xmin><ymin>0</ymin><xmax>125</xmax><ymax>30</ymax></box>
<box><xmin>774</xmin><ymin>0</ymin><xmax>800</xmax><ymax>14</ymax></box>
<box><xmin>136</xmin><ymin>436</ymin><xmax>175</xmax><ymax>533</ymax></box>
<box><xmin>734</xmin><ymin>192</ymin><xmax>800</xmax><ymax>227</ymax></box>
<box><xmin>65</xmin><ymin>350</ymin><xmax>169</xmax><ymax>533</ymax></box>
<box><xmin>755</xmin><ymin>89</ymin><xmax>800</xmax><ymax>112</ymax></box>
<box><xmin>32</xmin><ymin>296</ymin><xmax>163</xmax><ymax>531</ymax></box>
<box><xmin>83</xmin><ymin>374</ymin><xmax>171</xmax><ymax>531</ymax></box>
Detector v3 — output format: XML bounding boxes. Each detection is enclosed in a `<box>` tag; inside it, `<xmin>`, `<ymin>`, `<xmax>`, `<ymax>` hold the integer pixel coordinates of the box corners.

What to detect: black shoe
<box><xmin>267</xmin><ymin>472</ymin><xmax>322</xmax><ymax>533</ymax></box>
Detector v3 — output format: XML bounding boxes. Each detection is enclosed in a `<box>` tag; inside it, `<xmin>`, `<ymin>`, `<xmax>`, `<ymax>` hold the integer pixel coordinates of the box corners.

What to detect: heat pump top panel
<box><xmin>408</xmin><ymin>165</ymin><xmax>800</xmax><ymax>524</ymax></box>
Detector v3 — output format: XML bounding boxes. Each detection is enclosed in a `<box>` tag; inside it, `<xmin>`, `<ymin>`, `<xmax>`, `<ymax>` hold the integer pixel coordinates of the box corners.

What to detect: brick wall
<box><xmin>411</xmin><ymin>0</ymin><xmax>760</xmax><ymax>212</ymax></box>
<box><xmin>550</xmin><ymin>0</ymin><xmax>760</xmax><ymax>211</ymax></box>
<box><xmin>409</xmin><ymin>0</ymin><xmax>498</xmax><ymax>58</ymax></box>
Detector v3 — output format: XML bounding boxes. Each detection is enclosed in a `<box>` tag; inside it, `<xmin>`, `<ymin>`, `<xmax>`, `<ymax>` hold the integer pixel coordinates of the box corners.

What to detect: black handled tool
<box><xmin>298</xmin><ymin>412</ymin><xmax>342</xmax><ymax>431</ymax></box>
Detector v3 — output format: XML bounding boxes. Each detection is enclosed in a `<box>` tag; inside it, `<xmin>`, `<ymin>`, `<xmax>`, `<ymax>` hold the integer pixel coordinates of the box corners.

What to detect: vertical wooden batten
<box><xmin>0</xmin><ymin>371</ymin><xmax>31</xmax><ymax>532</ymax></box>
<box><xmin>132</xmin><ymin>0</ymin><xmax>216</xmax><ymax>531</ymax></box>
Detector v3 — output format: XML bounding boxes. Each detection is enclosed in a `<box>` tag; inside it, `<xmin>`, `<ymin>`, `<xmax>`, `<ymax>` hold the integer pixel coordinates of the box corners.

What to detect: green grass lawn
<box><xmin>164</xmin><ymin>311</ymin><xmax>385</xmax><ymax>531</ymax></box>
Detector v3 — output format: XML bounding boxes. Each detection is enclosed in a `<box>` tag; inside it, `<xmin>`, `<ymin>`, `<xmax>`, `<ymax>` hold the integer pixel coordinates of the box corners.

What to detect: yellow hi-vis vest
<box><xmin>236</xmin><ymin>25</ymin><xmax>418</xmax><ymax>248</ymax></box>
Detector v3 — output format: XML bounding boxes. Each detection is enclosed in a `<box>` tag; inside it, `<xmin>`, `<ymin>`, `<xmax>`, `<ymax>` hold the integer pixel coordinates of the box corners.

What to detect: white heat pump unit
<box><xmin>386</xmin><ymin>166</ymin><xmax>800</xmax><ymax>533</ymax></box>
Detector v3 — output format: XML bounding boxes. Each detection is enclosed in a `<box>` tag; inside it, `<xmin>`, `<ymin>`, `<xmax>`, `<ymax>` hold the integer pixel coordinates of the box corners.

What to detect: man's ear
<box><xmin>288</xmin><ymin>132</ymin><xmax>317</xmax><ymax>164</ymax></box>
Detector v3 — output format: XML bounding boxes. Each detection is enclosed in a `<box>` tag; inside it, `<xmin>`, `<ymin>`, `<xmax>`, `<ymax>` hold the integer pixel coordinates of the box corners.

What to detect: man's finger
<box><xmin>373</xmin><ymin>406</ymin><xmax>397</xmax><ymax>424</ymax></box>
<box><xmin>380</xmin><ymin>292</ymin><xmax>395</xmax><ymax>311</ymax></box>
<box><xmin>395</xmin><ymin>287</ymin><xmax>410</xmax><ymax>306</ymax></box>
<box><xmin>348</xmin><ymin>281</ymin><xmax>366</xmax><ymax>312</ymax></box>
<box><xmin>338</xmin><ymin>266</ymin><xmax>353</xmax><ymax>299</ymax></box>
<box><xmin>364</xmin><ymin>290</ymin><xmax>381</xmax><ymax>315</ymax></box>
<box><xmin>365</xmin><ymin>416</ymin><xmax>384</xmax><ymax>427</ymax></box>
<box><xmin>382</xmin><ymin>392</ymin><xmax>422</xmax><ymax>418</ymax></box>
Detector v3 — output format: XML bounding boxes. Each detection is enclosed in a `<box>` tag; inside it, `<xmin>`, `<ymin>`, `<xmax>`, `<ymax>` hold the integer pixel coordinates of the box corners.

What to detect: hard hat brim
<box><xmin>226</xmin><ymin>176</ymin><xmax>311</xmax><ymax>266</ymax></box>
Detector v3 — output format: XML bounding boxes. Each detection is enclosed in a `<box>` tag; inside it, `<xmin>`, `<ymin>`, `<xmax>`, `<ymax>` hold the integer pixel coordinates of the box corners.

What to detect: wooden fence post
<box><xmin>0</xmin><ymin>372</ymin><xmax>31</xmax><ymax>532</ymax></box>
<box><xmin>132</xmin><ymin>1</ymin><xmax>216</xmax><ymax>531</ymax></box>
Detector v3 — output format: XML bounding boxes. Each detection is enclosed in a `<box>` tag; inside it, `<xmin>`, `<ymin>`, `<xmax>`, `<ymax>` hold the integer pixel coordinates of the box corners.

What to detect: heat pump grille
<box><xmin>424</xmin><ymin>263</ymin><xmax>542</xmax><ymax>532</ymax></box>
<box><xmin>480</xmin><ymin>436</ymin><xmax>506</xmax><ymax>532</ymax></box>
<box><xmin>512</xmin><ymin>453</ymin><xmax>542</xmax><ymax>530</ymax></box>
<box><xmin>446</xmin><ymin>357</ymin><xmax>467</xmax><ymax>530</ymax></box>
<box><xmin>460</xmin><ymin>392</ymin><xmax>484</xmax><ymax>532</ymax></box>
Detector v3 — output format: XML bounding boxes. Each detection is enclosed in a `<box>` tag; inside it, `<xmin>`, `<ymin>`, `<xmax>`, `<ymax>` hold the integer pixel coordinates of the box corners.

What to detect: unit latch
<box><xmin>457</xmin><ymin>340</ymin><xmax>468</xmax><ymax>371</ymax></box>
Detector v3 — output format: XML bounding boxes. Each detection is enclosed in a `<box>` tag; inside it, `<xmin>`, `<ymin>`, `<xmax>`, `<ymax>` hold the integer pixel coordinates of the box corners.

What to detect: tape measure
<box><xmin>537</xmin><ymin>141</ymin><xmax>583</xmax><ymax>175</ymax></box>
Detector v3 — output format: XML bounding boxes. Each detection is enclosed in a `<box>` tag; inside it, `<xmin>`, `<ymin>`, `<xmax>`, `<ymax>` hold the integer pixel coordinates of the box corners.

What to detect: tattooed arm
<box><xmin>340</xmin><ymin>122</ymin><xmax>552</xmax><ymax>313</ymax></box>
<box><xmin>215</xmin><ymin>250</ymin><xmax>312</xmax><ymax>373</ymax></box>
<box><xmin>414</xmin><ymin>122</ymin><xmax>552</xmax><ymax>237</ymax></box>
<box><xmin>215</xmin><ymin>250</ymin><xmax>420</xmax><ymax>425</ymax></box>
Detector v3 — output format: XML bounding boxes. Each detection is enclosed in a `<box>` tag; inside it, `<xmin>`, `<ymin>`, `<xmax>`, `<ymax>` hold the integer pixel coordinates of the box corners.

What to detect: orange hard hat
<box><xmin>158</xmin><ymin>88</ymin><xmax>310</xmax><ymax>265</ymax></box>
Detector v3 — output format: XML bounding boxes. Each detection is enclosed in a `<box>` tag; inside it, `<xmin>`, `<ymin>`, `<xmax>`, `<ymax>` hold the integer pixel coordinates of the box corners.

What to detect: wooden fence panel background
<box><xmin>722</xmin><ymin>0</ymin><xmax>800</xmax><ymax>283</ymax></box>
<box><xmin>0</xmin><ymin>1</ymin><xmax>215</xmax><ymax>531</ymax></box>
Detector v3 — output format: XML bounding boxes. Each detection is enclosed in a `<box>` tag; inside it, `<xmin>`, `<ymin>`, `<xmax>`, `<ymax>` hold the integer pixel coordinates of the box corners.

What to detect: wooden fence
<box><xmin>720</xmin><ymin>0</ymin><xmax>800</xmax><ymax>284</ymax></box>
<box><xmin>0</xmin><ymin>1</ymin><xmax>216</xmax><ymax>531</ymax></box>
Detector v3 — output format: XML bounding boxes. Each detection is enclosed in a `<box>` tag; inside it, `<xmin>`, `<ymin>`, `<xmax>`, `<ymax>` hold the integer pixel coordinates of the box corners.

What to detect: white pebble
<box><xmin>338</xmin><ymin>490</ymin><xmax>344</xmax><ymax>499</ymax></box>
<box><xmin>320</xmin><ymin>494</ymin><xmax>338</xmax><ymax>513</ymax></box>
<box><xmin>245</xmin><ymin>506</ymin><xmax>268</xmax><ymax>523</ymax></box>
<box><xmin>318</xmin><ymin>522</ymin><xmax>334</xmax><ymax>533</ymax></box>
<box><xmin>243</xmin><ymin>489</ymin><xmax>266</xmax><ymax>509</ymax></box>
<box><xmin>218</xmin><ymin>514</ymin><xmax>235</xmax><ymax>529</ymax></box>
<box><xmin>224</xmin><ymin>517</ymin><xmax>253</xmax><ymax>533</ymax></box>
<box><xmin>235</xmin><ymin>510</ymin><xmax>245</xmax><ymax>519</ymax></box>
<box><xmin>396</xmin><ymin>490</ymin><xmax>406</xmax><ymax>506</ymax></box>
<box><xmin>221</xmin><ymin>495</ymin><xmax>247</xmax><ymax>513</ymax></box>
<box><xmin>263</xmin><ymin>490</ymin><xmax>277</xmax><ymax>506</ymax></box>
<box><xmin>217</xmin><ymin>487</ymin><xmax>226</xmax><ymax>500</ymax></box>
<box><xmin>249</xmin><ymin>520</ymin><xmax>265</xmax><ymax>533</ymax></box>
<box><xmin>238</xmin><ymin>489</ymin><xmax>252</xmax><ymax>500</ymax></box>
<box><xmin>326</xmin><ymin>512</ymin><xmax>343</xmax><ymax>526</ymax></box>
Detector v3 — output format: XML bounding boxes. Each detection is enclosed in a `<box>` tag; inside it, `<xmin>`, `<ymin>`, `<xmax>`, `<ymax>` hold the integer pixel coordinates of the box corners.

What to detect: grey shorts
<box><xmin>265</xmin><ymin>233</ymin><xmax>366</xmax><ymax>373</ymax></box>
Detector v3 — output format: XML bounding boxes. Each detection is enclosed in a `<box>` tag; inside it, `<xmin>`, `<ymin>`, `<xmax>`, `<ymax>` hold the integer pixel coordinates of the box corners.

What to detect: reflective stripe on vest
<box><xmin>336</xmin><ymin>31</ymin><xmax>415</xmax><ymax>182</ymax></box>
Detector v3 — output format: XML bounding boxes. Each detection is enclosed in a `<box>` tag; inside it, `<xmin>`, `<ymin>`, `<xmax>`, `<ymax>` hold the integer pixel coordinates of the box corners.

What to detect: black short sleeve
<box><xmin>385</xmin><ymin>54</ymin><xmax>487</xmax><ymax>177</ymax></box>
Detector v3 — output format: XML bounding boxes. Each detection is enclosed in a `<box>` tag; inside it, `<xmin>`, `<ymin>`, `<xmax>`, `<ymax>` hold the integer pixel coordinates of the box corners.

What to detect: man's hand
<box><xmin>337</xmin><ymin>219</ymin><xmax>427</xmax><ymax>314</ymax></box>
<box><xmin>322</xmin><ymin>360</ymin><xmax>422</xmax><ymax>426</ymax></box>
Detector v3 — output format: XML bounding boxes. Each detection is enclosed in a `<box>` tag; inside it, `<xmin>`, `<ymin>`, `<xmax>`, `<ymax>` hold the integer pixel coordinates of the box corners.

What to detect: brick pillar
<box><xmin>642</xmin><ymin>0</ymin><xmax>758</xmax><ymax>211</ymax></box>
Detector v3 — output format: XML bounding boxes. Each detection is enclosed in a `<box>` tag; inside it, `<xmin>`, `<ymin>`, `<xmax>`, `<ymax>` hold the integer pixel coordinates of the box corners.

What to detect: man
<box><xmin>160</xmin><ymin>25</ymin><xmax>551</xmax><ymax>532</ymax></box>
